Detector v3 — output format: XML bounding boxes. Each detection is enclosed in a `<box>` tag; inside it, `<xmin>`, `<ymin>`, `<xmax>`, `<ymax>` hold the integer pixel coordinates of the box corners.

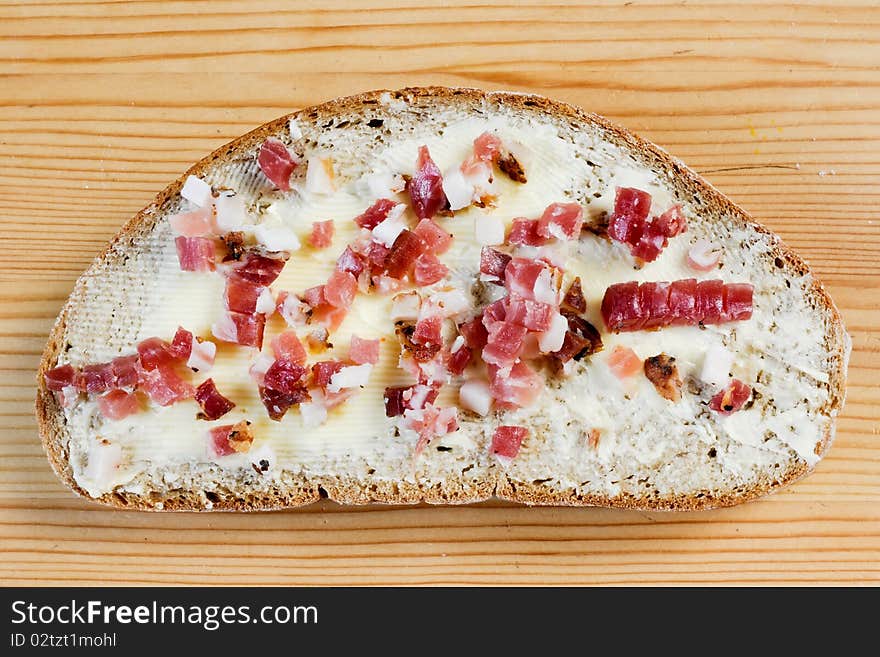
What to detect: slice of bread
<box><xmin>35</xmin><ymin>87</ymin><xmax>850</xmax><ymax>511</ymax></box>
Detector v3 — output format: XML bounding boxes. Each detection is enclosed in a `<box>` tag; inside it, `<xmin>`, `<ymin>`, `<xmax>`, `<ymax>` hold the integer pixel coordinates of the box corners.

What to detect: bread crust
<box><xmin>35</xmin><ymin>86</ymin><xmax>849</xmax><ymax>511</ymax></box>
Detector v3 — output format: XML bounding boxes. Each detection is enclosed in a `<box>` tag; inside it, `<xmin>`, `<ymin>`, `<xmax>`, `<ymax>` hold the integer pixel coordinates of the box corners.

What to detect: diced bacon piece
<box><xmin>442</xmin><ymin>166</ymin><xmax>476</xmax><ymax>211</ymax></box>
<box><xmin>608</xmin><ymin>187</ymin><xmax>652</xmax><ymax>244</ymax></box>
<box><xmin>536</xmin><ymin>202</ymin><xmax>584</xmax><ymax>240</ymax></box>
<box><xmin>459</xmin><ymin>316</ymin><xmax>488</xmax><ymax>351</ymax></box>
<box><xmin>371</xmin><ymin>204</ymin><xmax>408</xmax><ymax>248</ymax></box>
<box><xmin>414</xmin><ymin>218</ymin><xmax>453</xmax><ymax>254</ymax></box>
<box><xmin>175</xmin><ymin>236</ymin><xmax>215</xmax><ymax>272</ymax></box>
<box><xmin>180</xmin><ymin>175</ymin><xmax>213</xmax><ymax>207</ymax></box>
<box><xmin>491</xmin><ymin>425</ymin><xmax>528</xmax><ymax>459</ymax></box>
<box><xmin>696</xmin><ymin>279</ymin><xmax>725</xmax><ymax>324</ymax></box>
<box><xmin>327</xmin><ymin>364</ymin><xmax>372</xmax><ymax>393</ymax></box>
<box><xmin>263</xmin><ymin>357</ymin><xmax>308</xmax><ymax>394</ymax></box>
<box><xmin>390</xmin><ymin>291</ymin><xmax>422</xmax><ymax>321</ymax></box>
<box><xmin>324</xmin><ymin>269</ymin><xmax>358</xmax><ymax>309</ymax></box>
<box><xmin>44</xmin><ymin>364</ymin><xmax>76</xmax><ymax>391</ymax></box>
<box><xmin>310</xmin><ymin>303</ymin><xmax>348</xmax><ymax>331</ymax></box>
<box><xmin>482</xmin><ymin>299</ymin><xmax>507</xmax><ymax>329</ymax></box>
<box><xmin>722</xmin><ymin>283</ymin><xmax>754</xmax><ymax>322</ymax></box>
<box><xmin>167</xmin><ymin>327</ymin><xmax>193</xmax><ymax>361</ymax></box>
<box><xmin>209</xmin><ymin>420</ymin><xmax>255</xmax><ymax>456</ymax></box>
<box><xmin>336</xmin><ymin>246</ymin><xmax>367</xmax><ymax>278</ymax></box>
<box><xmin>248</xmin><ymin>353</ymin><xmax>274</xmax><ymax>386</ymax></box>
<box><xmin>488</xmin><ymin>361</ymin><xmax>542</xmax><ymax>409</ymax></box>
<box><xmin>446</xmin><ymin>343</ymin><xmax>472</xmax><ymax>375</ymax></box>
<box><xmin>258</xmin><ymin>137</ymin><xmax>297</xmax><ymax>191</ymax></box>
<box><xmin>407</xmin><ymin>403</ymin><xmax>458</xmax><ymax>456</ymax></box>
<box><xmin>208</xmin><ymin>424</ymin><xmax>237</xmax><ymax>457</ymax></box>
<box><xmin>413</xmin><ymin>315</ymin><xmax>443</xmax><ymax>348</ymax></box>
<box><xmin>507</xmin><ymin>218</ymin><xmax>547</xmax><ymax>246</ymax></box>
<box><xmin>709</xmin><ymin>378</ymin><xmax>752</xmax><ymax>415</ymax></box>
<box><xmin>686</xmin><ymin>239</ymin><xmax>722</xmax><ymax>272</ymax></box>
<box><xmin>323</xmin><ymin>387</ymin><xmax>356</xmax><ymax>410</ymax></box>
<box><xmin>138</xmin><ymin>365</ymin><xmax>195</xmax><ymax>406</ymax></box>
<box><xmin>482</xmin><ymin>321</ymin><xmax>528</xmax><ymax>367</ymax></box>
<box><xmin>668</xmin><ymin>278</ymin><xmax>699</xmax><ymax>326</ymax></box>
<box><xmin>233</xmin><ymin>253</ymin><xmax>286</xmax><ymax>286</ymax></box>
<box><xmin>630</xmin><ymin>219</ymin><xmax>668</xmax><ymax>263</ymax></box>
<box><xmin>169</xmin><ymin>206</ymin><xmax>214</xmax><ymax>237</ymax></box>
<box><xmin>561</xmin><ymin>277</ymin><xmax>587</xmax><ymax>314</ymax></box>
<box><xmin>271</xmin><ymin>331</ymin><xmax>307</xmax><ymax>365</ymax></box>
<box><xmin>77</xmin><ymin>363</ymin><xmax>115</xmax><ymax>394</ymax></box>
<box><xmin>302</xmin><ymin>285</ymin><xmax>326</xmax><ymax>308</ymax></box>
<box><xmin>409</xmin><ymin>145</ymin><xmax>448</xmax><ymax>220</ymax></box>
<box><xmin>260</xmin><ymin>385</ymin><xmax>310</xmax><ymax>421</ymax></box>
<box><xmin>187</xmin><ymin>339</ymin><xmax>216</xmax><ymax>373</ymax></box>
<box><xmin>473</xmin><ymin>131</ymin><xmax>503</xmax><ymax>162</ymax></box>
<box><xmin>354</xmin><ymin>198</ymin><xmax>398</xmax><ymax>230</ymax></box>
<box><xmin>212</xmin><ymin>311</ymin><xmax>266</xmax><ymax>349</ymax></box>
<box><xmin>366</xmin><ymin>241</ymin><xmax>391</xmax><ymax>273</ymax></box>
<box><xmin>459</xmin><ymin>379</ymin><xmax>492</xmax><ymax>416</ymax></box>
<box><xmin>308</xmin><ymin>220</ymin><xmax>335</xmax><ymax>249</ymax></box>
<box><xmin>551</xmin><ymin>315</ymin><xmax>602</xmax><ymax>364</ymax></box>
<box><xmin>311</xmin><ymin>360</ymin><xmax>345</xmax><ymax>388</ymax></box>
<box><xmin>503</xmin><ymin>294</ymin><xmax>554</xmax><ymax>331</ymax></box>
<box><xmin>137</xmin><ymin>337</ymin><xmax>175</xmax><ymax>371</ymax></box>
<box><xmin>504</xmin><ymin>257</ymin><xmax>550</xmax><ymax>301</ymax></box>
<box><xmin>194</xmin><ymin>378</ymin><xmax>235</xmax><ymax>421</ymax></box>
<box><xmin>98</xmin><ymin>389</ymin><xmax>142</xmax><ymax>420</ymax></box>
<box><xmin>305</xmin><ymin>156</ymin><xmax>336</xmax><ymax>195</ymax></box>
<box><xmin>608</xmin><ymin>345</ymin><xmax>642</xmax><ymax>379</ymax></box>
<box><xmin>383</xmin><ymin>386</ymin><xmax>409</xmax><ymax>417</ymax></box>
<box><xmin>537</xmin><ymin>312</ymin><xmax>568</xmax><ymax>353</ymax></box>
<box><xmin>224</xmin><ymin>275</ymin><xmax>264</xmax><ymax>314</ymax></box>
<box><xmin>383</xmin><ymin>229</ymin><xmax>423</xmax><ymax>279</ymax></box>
<box><xmin>110</xmin><ymin>355</ymin><xmax>139</xmax><ymax>388</ymax></box>
<box><xmin>656</xmin><ymin>205</ymin><xmax>687</xmax><ymax>237</ymax></box>
<box><xmin>480</xmin><ymin>247</ymin><xmax>511</xmax><ymax>283</ymax></box>
<box><xmin>349</xmin><ymin>335</ymin><xmax>380</xmax><ymax>365</ymax></box>
<box><xmin>413</xmin><ymin>253</ymin><xmax>449</xmax><ymax>286</ymax></box>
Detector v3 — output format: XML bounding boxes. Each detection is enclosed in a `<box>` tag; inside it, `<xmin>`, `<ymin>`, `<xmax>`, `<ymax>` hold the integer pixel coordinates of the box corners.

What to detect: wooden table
<box><xmin>1</xmin><ymin>1</ymin><xmax>877</xmax><ymax>586</ymax></box>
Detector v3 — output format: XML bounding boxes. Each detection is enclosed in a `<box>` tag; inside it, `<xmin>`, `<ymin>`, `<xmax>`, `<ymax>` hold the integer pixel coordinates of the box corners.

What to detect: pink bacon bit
<box><xmin>413</xmin><ymin>253</ymin><xmax>449</xmax><ymax>286</ymax></box>
<box><xmin>194</xmin><ymin>378</ymin><xmax>236</xmax><ymax>421</ymax></box>
<box><xmin>445</xmin><ymin>343</ymin><xmax>472</xmax><ymax>375</ymax></box>
<box><xmin>311</xmin><ymin>360</ymin><xmax>346</xmax><ymax>389</ymax></box>
<box><xmin>383</xmin><ymin>384</ymin><xmax>440</xmax><ymax>418</ymax></box>
<box><xmin>175</xmin><ymin>236</ymin><xmax>216</xmax><ymax>272</ymax></box>
<box><xmin>503</xmin><ymin>294</ymin><xmax>554</xmax><ymax>332</ymax></box>
<box><xmin>98</xmin><ymin>389</ymin><xmax>142</xmax><ymax>420</ymax></box>
<box><xmin>263</xmin><ymin>357</ymin><xmax>308</xmax><ymax>395</ymax></box>
<box><xmin>607</xmin><ymin>188</ymin><xmax>687</xmax><ymax>263</ymax></box>
<box><xmin>349</xmin><ymin>335</ymin><xmax>380</xmax><ymax>365</ymax></box>
<box><xmin>536</xmin><ymin>202</ymin><xmax>584</xmax><ymax>240</ymax></box>
<box><xmin>258</xmin><ymin>137</ymin><xmax>298</xmax><ymax>192</ymax></box>
<box><xmin>488</xmin><ymin>361</ymin><xmax>542</xmax><ymax>409</ymax></box>
<box><xmin>44</xmin><ymin>364</ymin><xmax>77</xmax><ymax>391</ymax></box>
<box><xmin>224</xmin><ymin>275</ymin><xmax>264</xmax><ymax>314</ymax></box>
<box><xmin>336</xmin><ymin>246</ymin><xmax>367</xmax><ymax>278</ymax></box>
<box><xmin>324</xmin><ymin>269</ymin><xmax>358</xmax><ymax>309</ymax></box>
<box><xmin>170</xmin><ymin>206</ymin><xmax>215</xmax><ymax>237</ymax></box>
<box><xmin>383</xmin><ymin>229</ymin><xmax>424</xmax><ymax>279</ymax></box>
<box><xmin>601</xmin><ymin>279</ymin><xmax>754</xmax><ymax>332</ymax></box>
<box><xmin>479</xmin><ymin>247</ymin><xmax>511</xmax><ymax>283</ymax></box>
<box><xmin>308</xmin><ymin>220</ymin><xmax>335</xmax><ymax>249</ymax></box>
<box><xmin>260</xmin><ymin>385</ymin><xmax>310</xmax><ymax>422</ymax></box>
<box><xmin>354</xmin><ymin>198</ymin><xmax>398</xmax><ymax>230</ymax></box>
<box><xmin>168</xmin><ymin>327</ymin><xmax>194</xmax><ymax>361</ymax></box>
<box><xmin>408</xmin><ymin>145</ymin><xmax>448</xmax><ymax>220</ymax></box>
<box><xmin>232</xmin><ymin>252</ymin><xmax>287</xmax><ymax>286</ymax></box>
<box><xmin>137</xmin><ymin>337</ymin><xmax>177</xmax><ymax>371</ymax></box>
<box><xmin>507</xmin><ymin>218</ymin><xmax>547</xmax><ymax>247</ymax></box>
<box><xmin>491</xmin><ymin>425</ymin><xmax>529</xmax><ymax>459</ymax></box>
<box><xmin>271</xmin><ymin>331</ymin><xmax>308</xmax><ymax>365</ymax></box>
<box><xmin>413</xmin><ymin>218</ymin><xmax>453</xmax><ymax>254</ymax></box>
<box><xmin>709</xmin><ymin>379</ymin><xmax>752</xmax><ymax>416</ymax></box>
<box><xmin>458</xmin><ymin>316</ymin><xmax>488</xmax><ymax>351</ymax></box>
<box><xmin>77</xmin><ymin>363</ymin><xmax>115</xmax><ymax>394</ymax></box>
<box><xmin>137</xmin><ymin>365</ymin><xmax>195</xmax><ymax>407</ymax></box>
<box><xmin>110</xmin><ymin>355</ymin><xmax>139</xmax><ymax>388</ymax></box>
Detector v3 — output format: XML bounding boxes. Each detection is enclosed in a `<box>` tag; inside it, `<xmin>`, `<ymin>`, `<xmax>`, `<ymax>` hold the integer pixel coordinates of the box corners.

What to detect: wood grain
<box><xmin>1</xmin><ymin>0</ymin><xmax>878</xmax><ymax>586</ymax></box>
